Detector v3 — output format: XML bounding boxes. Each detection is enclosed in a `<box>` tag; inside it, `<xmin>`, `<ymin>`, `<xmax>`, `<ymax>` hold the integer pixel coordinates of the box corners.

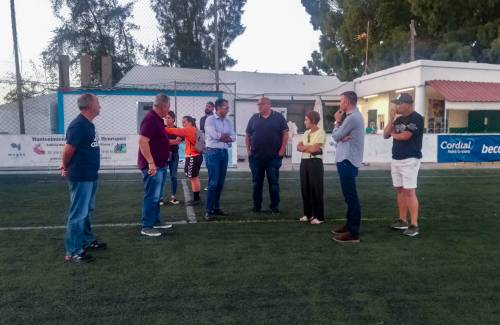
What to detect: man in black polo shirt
<box><xmin>383</xmin><ymin>93</ymin><xmax>424</xmax><ymax>237</ymax></box>
<box><xmin>245</xmin><ymin>96</ymin><xmax>289</xmax><ymax>213</ymax></box>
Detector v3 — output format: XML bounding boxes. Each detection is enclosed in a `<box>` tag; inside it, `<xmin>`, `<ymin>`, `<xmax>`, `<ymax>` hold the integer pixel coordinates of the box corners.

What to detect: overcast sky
<box><xmin>0</xmin><ymin>0</ymin><xmax>321</xmax><ymax>82</ymax></box>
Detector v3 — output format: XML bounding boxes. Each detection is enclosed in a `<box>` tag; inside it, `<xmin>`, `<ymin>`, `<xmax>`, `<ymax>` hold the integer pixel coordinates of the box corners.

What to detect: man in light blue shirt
<box><xmin>331</xmin><ymin>91</ymin><xmax>365</xmax><ymax>244</ymax></box>
<box><xmin>204</xmin><ymin>98</ymin><xmax>236</xmax><ymax>220</ymax></box>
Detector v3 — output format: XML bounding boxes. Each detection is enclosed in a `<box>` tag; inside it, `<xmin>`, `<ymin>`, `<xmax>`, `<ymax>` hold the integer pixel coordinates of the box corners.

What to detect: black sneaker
<box><xmin>86</xmin><ymin>240</ymin><xmax>107</xmax><ymax>250</ymax></box>
<box><xmin>65</xmin><ymin>252</ymin><xmax>95</xmax><ymax>263</ymax></box>
<box><xmin>270</xmin><ymin>207</ymin><xmax>280</xmax><ymax>214</ymax></box>
<box><xmin>403</xmin><ymin>224</ymin><xmax>419</xmax><ymax>237</ymax></box>
<box><xmin>204</xmin><ymin>212</ymin><xmax>216</xmax><ymax>221</ymax></box>
<box><xmin>213</xmin><ymin>209</ymin><xmax>228</xmax><ymax>216</ymax></box>
<box><xmin>186</xmin><ymin>200</ymin><xmax>201</xmax><ymax>206</ymax></box>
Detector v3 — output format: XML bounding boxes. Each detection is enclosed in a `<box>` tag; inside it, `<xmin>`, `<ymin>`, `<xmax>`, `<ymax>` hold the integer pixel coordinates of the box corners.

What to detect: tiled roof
<box><xmin>427</xmin><ymin>80</ymin><xmax>500</xmax><ymax>102</ymax></box>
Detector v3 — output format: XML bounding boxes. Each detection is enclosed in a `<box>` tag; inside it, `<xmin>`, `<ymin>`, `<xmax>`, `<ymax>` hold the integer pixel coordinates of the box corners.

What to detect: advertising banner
<box><xmin>437</xmin><ymin>135</ymin><xmax>500</xmax><ymax>163</ymax></box>
<box><xmin>0</xmin><ymin>135</ymin><xmax>138</xmax><ymax>168</ymax></box>
<box><xmin>0</xmin><ymin>134</ymin><xmax>237</xmax><ymax>168</ymax></box>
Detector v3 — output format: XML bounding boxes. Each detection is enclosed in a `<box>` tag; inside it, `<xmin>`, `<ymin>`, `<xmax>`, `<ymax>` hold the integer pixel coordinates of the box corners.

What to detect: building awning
<box><xmin>427</xmin><ymin>80</ymin><xmax>500</xmax><ymax>102</ymax></box>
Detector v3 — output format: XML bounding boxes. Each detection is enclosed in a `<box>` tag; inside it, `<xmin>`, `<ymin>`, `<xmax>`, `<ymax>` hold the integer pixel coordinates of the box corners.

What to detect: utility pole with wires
<box><xmin>10</xmin><ymin>0</ymin><xmax>25</xmax><ymax>134</ymax></box>
<box><xmin>410</xmin><ymin>19</ymin><xmax>417</xmax><ymax>61</ymax></box>
<box><xmin>214</xmin><ymin>0</ymin><xmax>220</xmax><ymax>92</ymax></box>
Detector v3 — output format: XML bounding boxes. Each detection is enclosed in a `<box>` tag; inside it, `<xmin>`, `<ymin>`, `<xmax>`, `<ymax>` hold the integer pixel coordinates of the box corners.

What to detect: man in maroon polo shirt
<box><xmin>138</xmin><ymin>93</ymin><xmax>171</xmax><ymax>237</ymax></box>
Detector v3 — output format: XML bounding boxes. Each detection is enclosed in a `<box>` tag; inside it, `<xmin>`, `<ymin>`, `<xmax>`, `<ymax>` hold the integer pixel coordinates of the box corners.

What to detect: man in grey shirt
<box><xmin>331</xmin><ymin>91</ymin><xmax>365</xmax><ymax>243</ymax></box>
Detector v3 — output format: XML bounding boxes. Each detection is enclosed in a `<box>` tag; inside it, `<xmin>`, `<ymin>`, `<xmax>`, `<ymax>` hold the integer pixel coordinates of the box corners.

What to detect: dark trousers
<box><xmin>300</xmin><ymin>158</ymin><xmax>324</xmax><ymax>220</ymax></box>
<box><xmin>205</xmin><ymin>148</ymin><xmax>228</xmax><ymax>213</ymax></box>
<box><xmin>336</xmin><ymin>159</ymin><xmax>361</xmax><ymax>237</ymax></box>
<box><xmin>249</xmin><ymin>156</ymin><xmax>282</xmax><ymax>209</ymax></box>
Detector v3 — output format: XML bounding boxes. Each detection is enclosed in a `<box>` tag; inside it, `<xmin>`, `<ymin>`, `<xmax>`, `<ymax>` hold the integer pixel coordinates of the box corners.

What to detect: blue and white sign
<box><xmin>437</xmin><ymin>135</ymin><xmax>500</xmax><ymax>163</ymax></box>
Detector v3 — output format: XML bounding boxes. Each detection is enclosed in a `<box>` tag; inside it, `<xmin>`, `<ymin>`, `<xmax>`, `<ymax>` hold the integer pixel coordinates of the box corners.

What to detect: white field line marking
<box><xmin>29</xmin><ymin>174</ymin><xmax>500</xmax><ymax>184</ymax></box>
<box><xmin>0</xmin><ymin>220</ymin><xmax>187</xmax><ymax>231</ymax></box>
<box><xmin>0</xmin><ymin>217</ymin><xmax>437</xmax><ymax>231</ymax></box>
<box><xmin>181</xmin><ymin>179</ymin><xmax>197</xmax><ymax>223</ymax></box>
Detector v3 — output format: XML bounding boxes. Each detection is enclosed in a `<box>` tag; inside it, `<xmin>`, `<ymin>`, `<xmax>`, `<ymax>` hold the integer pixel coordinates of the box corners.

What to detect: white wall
<box><xmin>292</xmin><ymin>134</ymin><xmax>438</xmax><ymax>164</ymax></box>
<box><xmin>0</xmin><ymin>94</ymin><xmax>55</xmax><ymax>134</ymax></box>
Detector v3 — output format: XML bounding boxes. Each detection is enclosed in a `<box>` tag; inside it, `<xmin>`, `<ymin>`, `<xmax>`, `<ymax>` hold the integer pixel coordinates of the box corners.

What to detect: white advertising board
<box><xmin>0</xmin><ymin>134</ymin><xmax>238</xmax><ymax>168</ymax></box>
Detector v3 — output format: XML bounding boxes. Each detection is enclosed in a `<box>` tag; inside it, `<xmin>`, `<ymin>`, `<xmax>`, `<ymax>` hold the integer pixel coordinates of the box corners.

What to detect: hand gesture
<box><xmin>334</xmin><ymin>109</ymin><xmax>345</xmax><ymax>124</ymax></box>
<box><xmin>389</xmin><ymin>107</ymin><xmax>397</xmax><ymax>121</ymax></box>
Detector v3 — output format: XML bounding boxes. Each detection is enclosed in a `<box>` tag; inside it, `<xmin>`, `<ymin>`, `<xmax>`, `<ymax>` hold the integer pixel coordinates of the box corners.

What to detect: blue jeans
<box><xmin>160</xmin><ymin>153</ymin><xmax>179</xmax><ymax>199</ymax></box>
<box><xmin>205</xmin><ymin>148</ymin><xmax>228</xmax><ymax>213</ymax></box>
<box><xmin>141</xmin><ymin>167</ymin><xmax>166</xmax><ymax>228</ymax></box>
<box><xmin>65</xmin><ymin>181</ymin><xmax>98</xmax><ymax>256</ymax></box>
<box><xmin>336</xmin><ymin>159</ymin><xmax>361</xmax><ymax>237</ymax></box>
<box><xmin>249</xmin><ymin>156</ymin><xmax>282</xmax><ymax>209</ymax></box>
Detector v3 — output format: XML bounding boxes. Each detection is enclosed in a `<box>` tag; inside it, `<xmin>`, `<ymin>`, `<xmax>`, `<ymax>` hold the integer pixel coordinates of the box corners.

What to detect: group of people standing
<box><xmin>60</xmin><ymin>90</ymin><xmax>424</xmax><ymax>263</ymax></box>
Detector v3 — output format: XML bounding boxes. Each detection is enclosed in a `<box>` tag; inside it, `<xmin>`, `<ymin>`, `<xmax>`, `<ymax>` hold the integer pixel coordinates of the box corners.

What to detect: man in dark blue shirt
<box><xmin>384</xmin><ymin>93</ymin><xmax>424</xmax><ymax>237</ymax></box>
<box><xmin>60</xmin><ymin>94</ymin><xmax>106</xmax><ymax>263</ymax></box>
<box><xmin>245</xmin><ymin>97</ymin><xmax>289</xmax><ymax>213</ymax></box>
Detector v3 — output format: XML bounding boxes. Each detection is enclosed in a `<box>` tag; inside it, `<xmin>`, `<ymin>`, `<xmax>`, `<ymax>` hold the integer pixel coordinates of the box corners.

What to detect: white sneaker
<box><xmin>309</xmin><ymin>218</ymin><xmax>325</xmax><ymax>225</ymax></box>
<box><xmin>153</xmin><ymin>222</ymin><xmax>173</xmax><ymax>229</ymax></box>
<box><xmin>170</xmin><ymin>198</ymin><xmax>180</xmax><ymax>205</ymax></box>
<box><xmin>299</xmin><ymin>216</ymin><xmax>310</xmax><ymax>222</ymax></box>
<box><xmin>141</xmin><ymin>228</ymin><xmax>162</xmax><ymax>237</ymax></box>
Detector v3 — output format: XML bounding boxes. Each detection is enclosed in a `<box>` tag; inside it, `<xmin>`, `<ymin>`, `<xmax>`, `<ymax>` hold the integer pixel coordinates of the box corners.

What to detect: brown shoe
<box><xmin>331</xmin><ymin>225</ymin><xmax>349</xmax><ymax>235</ymax></box>
<box><xmin>332</xmin><ymin>232</ymin><xmax>360</xmax><ymax>244</ymax></box>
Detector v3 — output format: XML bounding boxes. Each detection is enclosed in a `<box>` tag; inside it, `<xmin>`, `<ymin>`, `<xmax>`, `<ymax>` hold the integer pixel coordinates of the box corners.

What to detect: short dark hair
<box><xmin>341</xmin><ymin>91</ymin><xmax>358</xmax><ymax>105</ymax></box>
<box><xmin>305</xmin><ymin>111</ymin><xmax>321</xmax><ymax>125</ymax></box>
<box><xmin>207</xmin><ymin>101</ymin><xmax>214</xmax><ymax>107</ymax></box>
<box><xmin>167</xmin><ymin>110</ymin><xmax>176</xmax><ymax>119</ymax></box>
<box><xmin>215</xmin><ymin>98</ymin><xmax>228</xmax><ymax>110</ymax></box>
<box><xmin>183</xmin><ymin>115</ymin><xmax>196</xmax><ymax>128</ymax></box>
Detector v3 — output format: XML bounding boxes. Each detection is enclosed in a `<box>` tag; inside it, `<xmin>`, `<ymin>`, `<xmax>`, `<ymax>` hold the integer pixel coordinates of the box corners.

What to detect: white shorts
<box><xmin>391</xmin><ymin>158</ymin><xmax>421</xmax><ymax>189</ymax></box>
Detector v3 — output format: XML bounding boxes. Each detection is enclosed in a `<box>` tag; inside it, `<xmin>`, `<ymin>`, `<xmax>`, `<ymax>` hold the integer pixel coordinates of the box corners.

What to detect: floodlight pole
<box><xmin>214</xmin><ymin>0</ymin><xmax>220</xmax><ymax>92</ymax></box>
<box><xmin>10</xmin><ymin>0</ymin><xmax>25</xmax><ymax>134</ymax></box>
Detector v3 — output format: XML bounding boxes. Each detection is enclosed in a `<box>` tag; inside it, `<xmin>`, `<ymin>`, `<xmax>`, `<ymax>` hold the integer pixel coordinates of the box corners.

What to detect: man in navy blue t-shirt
<box><xmin>245</xmin><ymin>97</ymin><xmax>289</xmax><ymax>213</ymax></box>
<box><xmin>60</xmin><ymin>94</ymin><xmax>106</xmax><ymax>263</ymax></box>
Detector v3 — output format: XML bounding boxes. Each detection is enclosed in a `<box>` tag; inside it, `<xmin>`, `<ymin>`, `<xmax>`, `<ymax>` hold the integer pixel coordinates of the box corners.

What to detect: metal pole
<box><xmin>10</xmin><ymin>0</ymin><xmax>25</xmax><ymax>134</ymax></box>
<box><xmin>410</xmin><ymin>19</ymin><xmax>416</xmax><ymax>61</ymax></box>
<box><xmin>174</xmin><ymin>81</ymin><xmax>178</xmax><ymax>116</ymax></box>
<box><xmin>214</xmin><ymin>0</ymin><xmax>220</xmax><ymax>92</ymax></box>
<box><xmin>364</xmin><ymin>20</ymin><xmax>369</xmax><ymax>75</ymax></box>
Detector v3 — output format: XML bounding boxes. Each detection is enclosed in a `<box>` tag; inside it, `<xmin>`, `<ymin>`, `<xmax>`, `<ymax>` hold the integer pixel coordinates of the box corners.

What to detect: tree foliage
<box><xmin>302</xmin><ymin>0</ymin><xmax>500</xmax><ymax>80</ymax></box>
<box><xmin>42</xmin><ymin>0</ymin><xmax>142</xmax><ymax>85</ymax></box>
<box><xmin>146</xmin><ymin>0</ymin><xmax>246</xmax><ymax>69</ymax></box>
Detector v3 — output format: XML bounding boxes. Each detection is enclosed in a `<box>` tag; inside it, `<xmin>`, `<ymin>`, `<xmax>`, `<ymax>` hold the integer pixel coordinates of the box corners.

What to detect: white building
<box><xmin>352</xmin><ymin>60</ymin><xmax>500</xmax><ymax>134</ymax></box>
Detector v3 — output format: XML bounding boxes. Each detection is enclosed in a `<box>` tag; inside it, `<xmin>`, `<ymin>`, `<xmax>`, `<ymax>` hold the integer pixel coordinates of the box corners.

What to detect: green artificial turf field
<box><xmin>1</xmin><ymin>169</ymin><xmax>499</xmax><ymax>324</ymax></box>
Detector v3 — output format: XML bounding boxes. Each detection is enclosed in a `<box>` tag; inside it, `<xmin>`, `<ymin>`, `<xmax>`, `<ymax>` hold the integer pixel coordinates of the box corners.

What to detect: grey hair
<box><xmin>77</xmin><ymin>94</ymin><xmax>94</xmax><ymax>110</ymax></box>
<box><xmin>154</xmin><ymin>93</ymin><xmax>170</xmax><ymax>107</ymax></box>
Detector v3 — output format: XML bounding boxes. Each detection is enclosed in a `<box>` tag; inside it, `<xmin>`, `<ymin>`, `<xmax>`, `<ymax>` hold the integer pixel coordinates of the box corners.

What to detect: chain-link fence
<box><xmin>0</xmin><ymin>80</ymin><xmax>237</xmax><ymax>171</ymax></box>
